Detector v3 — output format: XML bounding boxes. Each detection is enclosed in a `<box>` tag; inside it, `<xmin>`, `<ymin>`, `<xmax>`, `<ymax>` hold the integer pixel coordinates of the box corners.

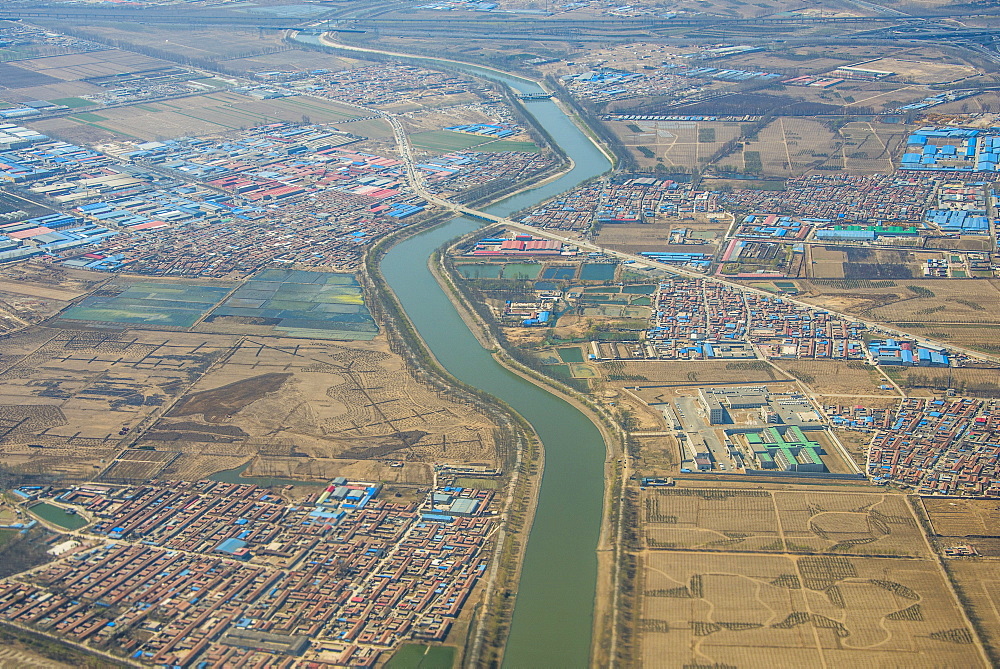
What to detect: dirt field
<box><xmin>0</xmin><ymin>327</ymin><xmax>242</xmax><ymax>480</ymax></box>
<box><xmin>29</xmin><ymin>91</ymin><xmax>367</xmax><ymax>142</ymax></box>
<box><xmin>638</xmin><ymin>548</ymin><xmax>983</xmax><ymax>668</ymax></box>
<box><xmin>863</xmin><ymin>58</ymin><xmax>979</xmax><ymax>84</ymax></box>
<box><xmin>634</xmin><ymin>434</ymin><xmax>680</xmax><ymax>476</ymax></box>
<box><xmin>143</xmin><ymin>335</ymin><xmax>499</xmax><ymax>480</ymax></box>
<box><xmin>944</xmin><ymin>561</ymin><xmax>1000</xmax><ymax>664</ymax></box>
<box><xmin>923</xmin><ymin>498</ymin><xmax>1000</xmax><ymax>538</ymax></box>
<box><xmin>595</xmin><ymin>219</ymin><xmax>726</xmax><ymax>256</ymax></box>
<box><xmin>0</xmin><ymin>315</ymin><xmax>499</xmax><ymax>483</ymax></box>
<box><xmin>643</xmin><ymin>488</ymin><xmax>929</xmax><ymax>556</ymax></box>
<box><xmin>610</xmin><ymin>119</ymin><xmax>744</xmax><ymax>171</ymax></box>
<box><xmin>798</xmin><ymin>279</ymin><xmax>1000</xmax><ymax>321</ymax></box>
<box><xmin>772</xmin><ymin>360</ymin><xmax>899</xmax><ymax>397</ymax></box>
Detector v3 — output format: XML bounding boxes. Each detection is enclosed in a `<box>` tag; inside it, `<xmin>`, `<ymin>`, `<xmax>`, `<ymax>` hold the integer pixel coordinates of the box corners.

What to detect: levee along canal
<box><xmin>296</xmin><ymin>34</ymin><xmax>614</xmax><ymax>667</ymax></box>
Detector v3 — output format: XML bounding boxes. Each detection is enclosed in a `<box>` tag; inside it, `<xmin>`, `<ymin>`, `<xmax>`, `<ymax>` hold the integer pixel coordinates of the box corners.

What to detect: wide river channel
<box><xmin>296</xmin><ymin>35</ymin><xmax>614</xmax><ymax>666</ymax></box>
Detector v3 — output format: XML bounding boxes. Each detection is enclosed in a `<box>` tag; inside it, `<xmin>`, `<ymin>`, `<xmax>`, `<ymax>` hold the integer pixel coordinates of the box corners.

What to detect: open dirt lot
<box><xmin>595</xmin><ymin>219</ymin><xmax>726</xmax><ymax>256</ymax></box>
<box><xmin>141</xmin><ymin>335</ymin><xmax>499</xmax><ymax>480</ymax></box>
<box><xmin>0</xmin><ymin>320</ymin><xmax>498</xmax><ymax>483</ymax></box>
<box><xmin>863</xmin><ymin>58</ymin><xmax>979</xmax><ymax>84</ymax></box>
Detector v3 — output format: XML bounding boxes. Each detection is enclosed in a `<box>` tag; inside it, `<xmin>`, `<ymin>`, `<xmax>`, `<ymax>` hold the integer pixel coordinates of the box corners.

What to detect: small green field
<box><xmin>453</xmin><ymin>477</ymin><xmax>499</xmax><ymax>489</ymax></box>
<box><xmin>557</xmin><ymin>346</ymin><xmax>585</xmax><ymax>363</ymax></box>
<box><xmin>50</xmin><ymin>97</ymin><xmax>97</xmax><ymax>108</ymax></box>
<box><xmin>479</xmin><ymin>139</ymin><xmax>540</xmax><ymax>153</ymax></box>
<box><xmin>580</xmin><ymin>263</ymin><xmax>617</xmax><ymax>281</ymax></box>
<box><xmin>501</xmin><ymin>263</ymin><xmax>541</xmax><ymax>279</ymax></box>
<box><xmin>384</xmin><ymin>644</ymin><xmax>455</xmax><ymax>669</ymax></box>
<box><xmin>410</xmin><ymin>130</ymin><xmax>488</xmax><ymax>152</ymax></box>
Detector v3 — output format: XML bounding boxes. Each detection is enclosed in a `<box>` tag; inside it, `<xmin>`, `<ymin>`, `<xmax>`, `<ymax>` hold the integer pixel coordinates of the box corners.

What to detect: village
<box><xmin>1</xmin><ymin>477</ymin><xmax>495</xmax><ymax>667</ymax></box>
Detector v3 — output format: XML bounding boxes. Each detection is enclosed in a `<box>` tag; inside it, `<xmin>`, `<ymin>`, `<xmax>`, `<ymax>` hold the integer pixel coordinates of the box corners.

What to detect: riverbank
<box><xmin>433</xmin><ymin>232</ymin><xmax>629</xmax><ymax>666</ymax></box>
<box><xmin>318</xmin><ymin>31</ymin><xmax>614</xmax><ymax>665</ymax></box>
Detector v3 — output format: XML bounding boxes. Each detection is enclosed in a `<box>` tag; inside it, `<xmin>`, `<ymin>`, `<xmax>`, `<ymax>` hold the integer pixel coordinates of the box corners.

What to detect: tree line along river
<box><xmin>295</xmin><ymin>33</ymin><xmax>614</xmax><ymax>666</ymax></box>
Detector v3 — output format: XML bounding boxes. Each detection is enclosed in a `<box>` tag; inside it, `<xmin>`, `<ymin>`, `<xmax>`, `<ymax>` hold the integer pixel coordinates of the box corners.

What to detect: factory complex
<box><xmin>661</xmin><ymin>384</ymin><xmax>853</xmax><ymax>476</ymax></box>
<box><xmin>0</xmin><ymin>121</ymin><xmax>547</xmax><ymax>276</ymax></box>
<box><xmin>1</xmin><ymin>477</ymin><xmax>495</xmax><ymax>667</ymax></box>
<box><xmin>900</xmin><ymin>127</ymin><xmax>1000</xmax><ymax>172</ymax></box>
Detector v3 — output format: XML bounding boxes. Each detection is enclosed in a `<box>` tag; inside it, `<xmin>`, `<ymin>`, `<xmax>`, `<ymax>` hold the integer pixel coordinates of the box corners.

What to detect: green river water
<box><xmin>296</xmin><ymin>35</ymin><xmax>614</xmax><ymax>666</ymax></box>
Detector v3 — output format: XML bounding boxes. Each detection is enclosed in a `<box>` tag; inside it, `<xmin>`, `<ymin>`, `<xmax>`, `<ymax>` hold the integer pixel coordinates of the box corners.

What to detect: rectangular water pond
<box><xmin>579</xmin><ymin>263</ymin><xmax>617</xmax><ymax>281</ymax></box>
<box><xmin>622</xmin><ymin>284</ymin><xmax>656</xmax><ymax>294</ymax></box>
<box><xmin>30</xmin><ymin>502</ymin><xmax>87</xmax><ymax>530</ymax></box>
<box><xmin>60</xmin><ymin>281</ymin><xmax>233</xmax><ymax>328</ymax></box>
<box><xmin>207</xmin><ymin>270</ymin><xmax>377</xmax><ymax>340</ymax></box>
<box><xmin>456</xmin><ymin>264</ymin><xmax>502</xmax><ymax>279</ymax></box>
<box><xmin>542</xmin><ymin>265</ymin><xmax>576</xmax><ymax>280</ymax></box>
<box><xmin>501</xmin><ymin>263</ymin><xmax>542</xmax><ymax>280</ymax></box>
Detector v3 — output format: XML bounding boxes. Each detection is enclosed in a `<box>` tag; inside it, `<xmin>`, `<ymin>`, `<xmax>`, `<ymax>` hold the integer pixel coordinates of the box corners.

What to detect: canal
<box><xmin>296</xmin><ymin>34</ymin><xmax>614</xmax><ymax>666</ymax></box>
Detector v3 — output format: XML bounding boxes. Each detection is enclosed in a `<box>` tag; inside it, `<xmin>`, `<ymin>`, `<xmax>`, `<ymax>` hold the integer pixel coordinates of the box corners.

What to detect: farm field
<box><xmin>637</xmin><ymin>548</ymin><xmax>984</xmax><ymax>668</ymax></box>
<box><xmin>609</xmin><ymin>119</ymin><xmax>743</xmax><ymax>170</ymax></box>
<box><xmin>29</xmin><ymin>91</ymin><xmax>365</xmax><ymax>142</ymax></box>
<box><xmin>722</xmin><ymin>118</ymin><xmax>906</xmax><ymax>178</ymax></box>
<box><xmin>409</xmin><ymin>130</ymin><xmax>497</xmax><ymax>152</ymax></box>
<box><xmin>798</xmin><ymin>279</ymin><xmax>1000</xmax><ymax>321</ymax></box>
<box><xmin>943</xmin><ymin>561</ymin><xmax>1000</xmax><ymax>664</ymax></box>
<box><xmin>772</xmin><ymin>360</ymin><xmax>898</xmax><ymax>397</ymax></box>
<box><xmin>605</xmin><ymin>360</ymin><xmax>784</xmax><ymax>386</ymax></box>
<box><xmin>923</xmin><ymin>498</ymin><xmax>1000</xmax><ymax>538</ymax></box>
<box><xmin>99</xmin><ymin>448</ymin><xmax>178</xmax><ymax>483</ymax></box>
<box><xmin>0</xmin><ymin>317</ymin><xmax>500</xmax><ymax>484</ymax></box>
<box><xmin>479</xmin><ymin>139</ymin><xmax>540</xmax><ymax>152</ymax></box>
<box><xmin>642</xmin><ymin>488</ymin><xmax>929</xmax><ymax>557</ymax></box>
<box><xmin>890</xmin><ymin>365</ymin><xmax>1000</xmax><ymax>396</ymax></box>
<box><xmin>0</xmin><ymin>328</ymin><xmax>242</xmax><ymax>480</ymax></box>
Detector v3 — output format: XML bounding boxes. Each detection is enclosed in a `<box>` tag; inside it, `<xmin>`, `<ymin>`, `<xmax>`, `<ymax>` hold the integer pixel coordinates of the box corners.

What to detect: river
<box><xmin>295</xmin><ymin>34</ymin><xmax>614</xmax><ymax>666</ymax></box>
